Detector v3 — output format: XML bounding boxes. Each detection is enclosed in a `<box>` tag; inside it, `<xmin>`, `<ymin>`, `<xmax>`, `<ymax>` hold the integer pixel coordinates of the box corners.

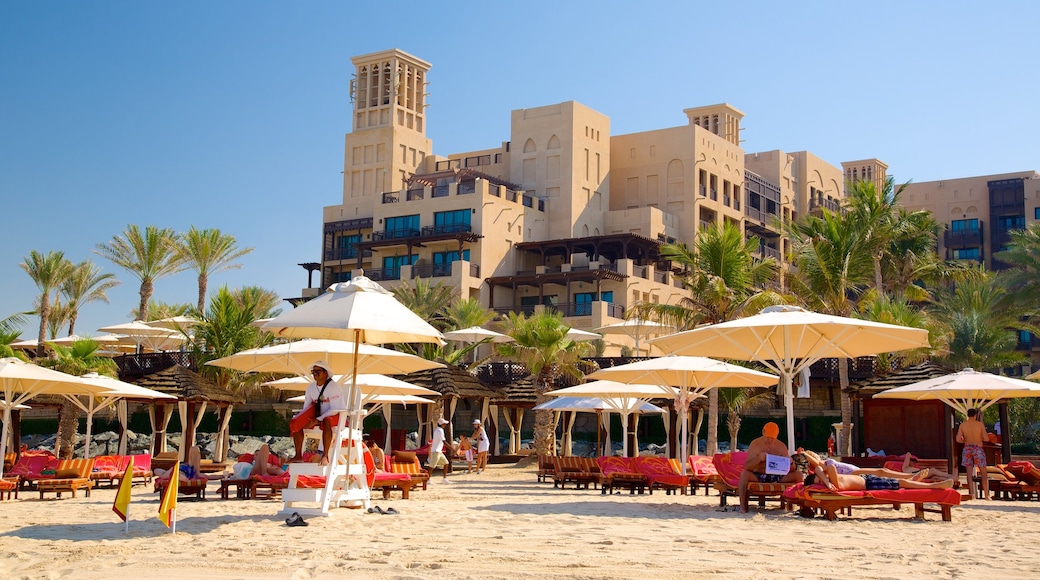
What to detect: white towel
<box><xmin>796</xmin><ymin>367</ymin><xmax>811</xmax><ymax>398</ymax></box>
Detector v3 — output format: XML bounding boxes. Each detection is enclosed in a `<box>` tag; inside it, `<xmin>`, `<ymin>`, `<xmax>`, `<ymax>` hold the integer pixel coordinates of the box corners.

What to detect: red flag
<box><xmin>112</xmin><ymin>462</ymin><xmax>133</xmax><ymax>523</ymax></box>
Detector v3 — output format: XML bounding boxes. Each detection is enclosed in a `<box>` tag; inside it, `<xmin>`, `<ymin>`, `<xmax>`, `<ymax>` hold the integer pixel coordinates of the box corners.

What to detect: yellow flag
<box><xmin>158</xmin><ymin>461</ymin><xmax>179</xmax><ymax>529</ymax></box>
<box><xmin>112</xmin><ymin>462</ymin><xmax>133</xmax><ymax>523</ymax></box>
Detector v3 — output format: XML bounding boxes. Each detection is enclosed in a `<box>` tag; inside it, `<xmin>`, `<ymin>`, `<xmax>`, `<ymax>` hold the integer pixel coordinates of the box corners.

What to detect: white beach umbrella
<box><xmin>145</xmin><ymin>316</ymin><xmax>200</xmax><ymax>332</ymax></box>
<box><xmin>258</xmin><ymin>276</ymin><xmax>444</xmax><ymax>504</ymax></box>
<box><xmin>650</xmin><ymin>305</ymin><xmax>930</xmax><ymax>453</ymax></box>
<box><xmin>98</xmin><ymin>320</ymin><xmax>187</xmax><ymax>351</ymax></box>
<box><xmin>442</xmin><ymin>326</ymin><xmax>514</xmax><ymax>343</ymax></box>
<box><xmin>873</xmin><ymin>368</ymin><xmax>1040</xmax><ymax>415</ymax></box>
<box><xmin>587</xmin><ymin>357</ymin><xmax>778</xmax><ymax>469</ymax></box>
<box><xmin>535</xmin><ymin>393</ymin><xmax>668</xmax><ymax>457</ymax></box>
<box><xmin>594</xmin><ymin>318</ymin><xmax>675</xmax><ymax>356</ymax></box>
<box><xmin>564</xmin><ymin>328</ymin><xmax>601</xmax><ymax>341</ymax></box>
<box><xmin>262</xmin><ymin>373</ymin><xmax>439</xmax><ymax>399</ymax></box>
<box><xmin>0</xmin><ymin>358</ymin><xmax>119</xmax><ymax>477</ymax></box>
<box><xmin>208</xmin><ymin>339</ymin><xmax>442</xmax><ymax>377</ymax></box>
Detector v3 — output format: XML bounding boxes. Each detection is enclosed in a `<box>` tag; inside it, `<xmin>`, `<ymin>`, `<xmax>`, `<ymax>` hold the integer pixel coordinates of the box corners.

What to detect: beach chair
<box><xmin>38</xmin><ymin>458</ymin><xmax>96</xmax><ymax>499</ymax></box>
<box><xmin>712</xmin><ymin>452</ymin><xmax>795</xmax><ymax>508</ymax></box>
<box><xmin>0</xmin><ymin>477</ymin><xmax>18</xmax><ymax>500</ymax></box>
<box><xmin>130</xmin><ymin>454</ymin><xmax>153</xmax><ymax>485</ymax></box>
<box><xmin>9</xmin><ymin>453</ymin><xmax>59</xmax><ymax>491</ymax></box>
<box><xmin>370</xmin><ymin>471</ymin><xmax>415</xmax><ymax>499</ymax></box>
<box><xmin>635</xmin><ymin>456</ymin><xmax>688</xmax><ymax>495</ymax></box>
<box><xmin>687</xmin><ymin>455</ymin><xmax>719</xmax><ymax>495</ymax></box>
<box><xmin>1002</xmin><ymin>461</ymin><xmax>1040</xmax><ymax>500</ymax></box>
<box><xmin>154</xmin><ymin>466</ymin><xmax>210</xmax><ymax>500</ymax></box>
<box><xmin>251</xmin><ymin>473</ymin><xmax>291</xmax><ymax>499</ymax></box>
<box><xmin>782</xmin><ymin>482</ymin><xmax>962</xmax><ymax>521</ymax></box>
<box><xmin>551</xmin><ymin>456</ymin><xmax>599</xmax><ymax>490</ymax></box>
<box><xmin>537</xmin><ymin>455</ymin><xmax>555</xmax><ymax>483</ymax></box>
<box><xmin>90</xmin><ymin>455</ymin><xmax>131</xmax><ymax>488</ymax></box>
<box><xmin>387</xmin><ymin>451</ymin><xmax>430</xmax><ymax>491</ymax></box>
<box><xmin>597</xmin><ymin>456</ymin><xmax>648</xmax><ymax>495</ymax></box>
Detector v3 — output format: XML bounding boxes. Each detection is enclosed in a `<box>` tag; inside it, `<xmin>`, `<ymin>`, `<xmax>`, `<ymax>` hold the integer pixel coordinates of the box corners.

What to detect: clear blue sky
<box><xmin>2</xmin><ymin>1</ymin><xmax>1038</xmax><ymax>339</ymax></box>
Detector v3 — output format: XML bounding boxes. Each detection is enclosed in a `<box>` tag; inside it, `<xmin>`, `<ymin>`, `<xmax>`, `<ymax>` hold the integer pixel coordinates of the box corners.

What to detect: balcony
<box><xmin>944</xmin><ymin>225</ymin><xmax>983</xmax><ymax>248</ymax></box>
<box><xmin>371</xmin><ymin>228</ymin><xmax>421</xmax><ymax>242</ymax></box>
<box><xmin>366</xmin><ymin>267</ymin><xmax>402</xmax><ymax>282</ymax></box>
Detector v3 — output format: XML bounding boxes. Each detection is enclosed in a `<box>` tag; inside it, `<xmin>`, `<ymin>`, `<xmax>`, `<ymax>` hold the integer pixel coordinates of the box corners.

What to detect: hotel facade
<box><xmin>314</xmin><ymin>49</ymin><xmax>846</xmax><ymax>356</ymax></box>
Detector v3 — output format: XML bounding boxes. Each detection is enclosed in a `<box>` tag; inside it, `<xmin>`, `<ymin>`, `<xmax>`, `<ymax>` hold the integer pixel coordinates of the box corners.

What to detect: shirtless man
<box><xmin>739</xmin><ymin>422</ymin><xmax>803</xmax><ymax>513</ymax></box>
<box><xmin>798</xmin><ymin>449</ymin><xmax>954</xmax><ymax>482</ymax></box>
<box><xmin>957</xmin><ymin>408</ymin><xmax>990</xmax><ymax>500</ymax></box>
<box><xmin>807</xmin><ymin>462</ymin><xmax>954</xmax><ymax>492</ymax></box>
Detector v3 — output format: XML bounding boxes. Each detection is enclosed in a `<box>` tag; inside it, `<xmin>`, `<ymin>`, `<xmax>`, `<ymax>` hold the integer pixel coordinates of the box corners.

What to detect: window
<box><xmin>384</xmin><ymin>215</ymin><xmax>419</xmax><ymax>238</ymax></box>
<box><xmin>432</xmin><ymin>250</ymin><xmax>470</xmax><ymax>274</ymax></box>
<box><xmin>952</xmin><ymin>247</ymin><xmax>981</xmax><ymax>260</ymax></box>
<box><xmin>600</xmin><ymin>291</ymin><xmax>613</xmax><ymax>303</ymax></box>
<box><xmin>574</xmin><ymin>293</ymin><xmax>595</xmax><ymax>316</ymax></box>
<box><xmin>434</xmin><ymin>209</ymin><xmax>471</xmax><ymax>233</ymax></box>
<box><xmin>338</xmin><ymin>233</ymin><xmax>361</xmax><ymax>258</ymax></box>
<box><xmin>950</xmin><ymin>218</ymin><xmax>979</xmax><ymax>233</ymax></box>
<box><xmin>1035</xmin><ymin>208</ymin><xmax>1040</xmax><ymax>220</ymax></box>
<box><xmin>382</xmin><ymin>254</ymin><xmax>417</xmax><ymax>276</ymax></box>
<box><xmin>997</xmin><ymin>215</ymin><xmax>1025</xmax><ymax>232</ymax></box>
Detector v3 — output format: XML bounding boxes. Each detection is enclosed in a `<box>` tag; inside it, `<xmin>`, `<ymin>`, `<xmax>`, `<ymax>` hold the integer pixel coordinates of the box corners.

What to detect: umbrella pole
<box><xmin>0</xmin><ymin>406</ymin><xmax>10</xmax><ymax>478</ymax></box>
<box><xmin>784</xmin><ymin>372</ymin><xmax>796</xmax><ymax>454</ymax></box>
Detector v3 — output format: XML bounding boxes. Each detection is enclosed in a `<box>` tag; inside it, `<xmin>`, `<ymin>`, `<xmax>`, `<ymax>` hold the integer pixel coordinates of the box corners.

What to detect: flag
<box><xmin>112</xmin><ymin>462</ymin><xmax>133</xmax><ymax>523</ymax></box>
<box><xmin>158</xmin><ymin>461</ymin><xmax>179</xmax><ymax>530</ymax></box>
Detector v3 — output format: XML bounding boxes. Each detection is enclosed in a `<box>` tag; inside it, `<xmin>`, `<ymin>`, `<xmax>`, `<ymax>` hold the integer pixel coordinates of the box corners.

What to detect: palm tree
<box><xmin>0</xmin><ymin>312</ymin><xmax>30</xmax><ymax>360</ymax></box>
<box><xmin>19</xmin><ymin>250</ymin><xmax>74</xmax><ymax>357</ymax></box>
<box><xmin>444</xmin><ymin>296</ymin><xmax>497</xmax><ymax>330</ymax></box>
<box><xmin>786</xmin><ymin>204</ymin><xmax>874</xmax><ymax>456</ymax></box>
<box><xmin>190</xmin><ymin>285</ymin><xmax>280</xmax><ymax>391</ymax></box>
<box><xmin>131</xmin><ymin>300</ymin><xmax>193</xmax><ymax>321</ymax></box>
<box><xmin>997</xmin><ymin>222</ymin><xmax>1040</xmax><ymax>310</ymax></box>
<box><xmin>639</xmin><ymin>222</ymin><xmax>780</xmax><ymax>455</ymax></box>
<box><xmin>718</xmin><ymin>387</ymin><xmax>775</xmax><ymax>452</ymax></box>
<box><xmin>60</xmin><ymin>260</ymin><xmax>120</xmax><ymax>335</ymax></box>
<box><xmin>927</xmin><ymin>267</ymin><xmax>1037</xmax><ymax>371</ymax></box>
<box><xmin>45</xmin><ymin>300</ymin><xmax>73</xmax><ymax>340</ymax></box>
<box><xmin>94</xmin><ymin>225</ymin><xmax>184</xmax><ymax>322</ymax></box>
<box><xmin>176</xmin><ymin>227</ymin><xmax>254</xmax><ymax>312</ymax></box>
<box><xmin>391</xmin><ymin>280</ymin><xmax>456</xmax><ymax>330</ymax></box>
<box><xmin>497</xmin><ymin>310</ymin><xmax>594</xmax><ymax>456</ymax></box>
<box><xmin>38</xmin><ymin>339</ymin><xmax>117</xmax><ymax>459</ymax></box>
<box><xmin>844</xmin><ymin>177</ymin><xmax>907</xmax><ymax>291</ymax></box>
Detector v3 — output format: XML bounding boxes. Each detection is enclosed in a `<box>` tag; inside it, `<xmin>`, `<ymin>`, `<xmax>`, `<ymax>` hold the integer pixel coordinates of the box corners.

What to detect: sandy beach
<box><xmin>1</xmin><ymin>462</ymin><xmax>1038</xmax><ymax>580</ymax></box>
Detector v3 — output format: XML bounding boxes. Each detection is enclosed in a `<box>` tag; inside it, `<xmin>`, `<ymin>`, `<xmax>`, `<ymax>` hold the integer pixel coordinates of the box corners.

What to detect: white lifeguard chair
<box><xmin>279</xmin><ymin>409</ymin><xmax>371</xmax><ymax>517</ymax></box>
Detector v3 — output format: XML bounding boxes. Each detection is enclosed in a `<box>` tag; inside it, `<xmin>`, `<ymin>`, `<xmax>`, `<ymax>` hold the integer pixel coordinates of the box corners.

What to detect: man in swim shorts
<box><xmin>806</xmin><ymin>462</ymin><xmax>954</xmax><ymax>492</ymax></box>
<box><xmin>739</xmin><ymin>422</ymin><xmax>803</xmax><ymax>513</ymax></box>
<box><xmin>956</xmin><ymin>408</ymin><xmax>990</xmax><ymax>500</ymax></box>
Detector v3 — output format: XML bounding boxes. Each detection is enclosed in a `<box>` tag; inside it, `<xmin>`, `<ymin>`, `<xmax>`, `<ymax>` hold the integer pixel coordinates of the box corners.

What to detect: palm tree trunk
<box><xmin>197</xmin><ymin>274</ymin><xmax>208</xmax><ymax>313</ymax></box>
<box><xmin>67</xmin><ymin>313</ymin><xmax>77</xmax><ymax>336</ymax></box>
<box><xmin>55</xmin><ymin>399</ymin><xmax>79</xmax><ymax>459</ymax></box>
<box><xmin>727</xmin><ymin>412</ymin><xmax>741</xmax><ymax>452</ymax></box>
<box><xmin>839</xmin><ymin>357</ymin><xmax>853</xmax><ymax>456</ymax></box>
<box><xmin>532</xmin><ymin>376</ymin><xmax>554</xmax><ymax>456</ymax></box>
<box><xmin>36</xmin><ymin>294</ymin><xmax>50</xmax><ymax>358</ymax></box>
<box><xmin>139</xmin><ymin>278</ymin><xmax>153</xmax><ymax>321</ymax></box>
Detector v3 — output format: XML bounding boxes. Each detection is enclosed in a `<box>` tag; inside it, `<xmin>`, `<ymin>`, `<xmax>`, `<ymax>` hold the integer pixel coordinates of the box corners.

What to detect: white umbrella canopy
<box><xmin>145</xmin><ymin>316</ymin><xmax>200</xmax><ymax>332</ymax></box>
<box><xmin>535</xmin><ymin>395</ymin><xmax>667</xmax><ymax>414</ymax></box>
<box><xmin>208</xmin><ymin>339</ymin><xmax>443</xmax><ymax>377</ymax></box>
<box><xmin>594</xmin><ymin>318</ymin><xmax>675</xmax><ymax>355</ymax></box>
<box><xmin>587</xmin><ymin>356</ymin><xmax>778</xmax><ymax>469</ymax></box>
<box><xmin>288</xmin><ymin>393</ymin><xmax>435</xmax><ymax>406</ymax></box>
<box><xmin>649</xmin><ymin>304</ymin><xmax>930</xmax><ymax>452</ymax></box>
<box><xmin>67</xmin><ymin>373</ymin><xmax>176</xmax><ymax>458</ymax></box>
<box><xmin>873</xmin><ymin>368</ymin><xmax>1040</xmax><ymax>415</ymax></box>
<box><xmin>0</xmin><ymin>358</ymin><xmax>119</xmax><ymax>477</ymax></box>
<box><xmin>260</xmin><ymin>277</ymin><xmax>445</xmax><ymax>346</ymax></box>
<box><xmin>98</xmin><ymin>321</ymin><xmax>187</xmax><ymax>351</ymax></box>
<box><xmin>442</xmin><ymin>326</ymin><xmax>514</xmax><ymax>343</ymax></box>
<box><xmin>262</xmin><ymin>373</ymin><xmax>439</xmax><ymax>399</ymax></box>
<box><xmin>564</xmin><ymin>328</ymin><xmax>601</xmax><ymax>341</ymax></box>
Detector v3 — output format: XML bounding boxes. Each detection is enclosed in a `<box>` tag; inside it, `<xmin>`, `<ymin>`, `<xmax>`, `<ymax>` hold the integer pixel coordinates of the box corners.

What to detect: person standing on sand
<box><xmin>957</xmin><ymin>408</ymin><xmax>990</xmax><ymax>499</ymax></box>
<box><xmin>472</xmin><ymin>419</ymin><xmax>490</xmax><ymax>474</ymax></box>
<box><xmin>739</xmin><ymin>422</ymin><xmax>803</xmax><ymax>513</ymax></box>
<box><xmin>428</xmin><ymin>418</ymin><xmax>452</xmax><ymax>483</ymax></box>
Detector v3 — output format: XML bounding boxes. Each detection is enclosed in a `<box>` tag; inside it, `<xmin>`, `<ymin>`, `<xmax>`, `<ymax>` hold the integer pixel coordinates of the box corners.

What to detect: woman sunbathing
<box><xmin>154</xmin><ymin>446</ymin><xmax>225</xmax><ymax>483</ymax></box>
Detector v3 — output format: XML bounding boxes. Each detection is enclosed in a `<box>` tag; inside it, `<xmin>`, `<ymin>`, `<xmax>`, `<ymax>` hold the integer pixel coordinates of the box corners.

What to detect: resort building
<box><xmin>898</xmin><ymin>170</ymin><xmax>1040</xmax><ymax>269</ymax></box>
<box><xmin>315</xmin><ymin>48</ymin><xmax>847</xmax><ymax>356</ymax></box>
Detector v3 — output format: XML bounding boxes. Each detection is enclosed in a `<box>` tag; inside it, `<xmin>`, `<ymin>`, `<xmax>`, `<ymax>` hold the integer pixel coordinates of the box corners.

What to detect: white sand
<box><xmin>1</xmin><ymin>463</ymin><xmax>1037</xmax><ymax>579</ymax></box>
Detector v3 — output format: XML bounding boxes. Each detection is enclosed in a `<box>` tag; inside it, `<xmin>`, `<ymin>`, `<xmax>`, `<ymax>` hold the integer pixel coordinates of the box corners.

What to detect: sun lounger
<box><xmin>251</xmin><ymin>473</ymin><xmax>290</xmax><ymax>499</ymax></box>
<box><xmin>687</xmin><ymin>455</ymin><xmax>719</xmax><ymax>495</ymax></box>
<box><xmin>597</xmin><ymin>456</ymin><xmax>648</xmax><ymax>495</ymax></box>
<box><xmin>90</xmin><ymin>455</ymin><xmax>131</xmax><ymax>488</ymax></box>
<box><xmin>130</xmin><ymin>454</ymin><xmax>153</xmax><ymax>485</ymax></box>
<box><xmin>387</xmin><ymin>451</ymin><xmax>430</xmax><ymax>490</ymax></box>
<box><xmin>634</xmin><ymin>456</ymin><xmax>688</xmax><ymax>495</ymax></box>
<box><xmin>38</xmin><ymin>458</ymin><xmax>96</xmax><ymax>499</ymax></box>
<box><xmin>154</xmin><ymin>471</ymin><xmax>210</xmax><ymax>500</ymax></box>
<box><xmin>551</xmin><ymin>456</ymin><xmax>599</xmax><ymax>490</ymax></box>
<box><xmin>9</xmin><ymin>453</ymin><xmax>59</xmax><ymax>491</ymax></box>
<box><xmin>370</xmin><ymin>471</ymin><xmax>415</xmax><ymax>499</ymax></box>
<box><xmin>1001</xmin><ymin>461</ymin><xmax>1040</xmax><ymax>500</ymax></box>
<box><xmin>712</xmin><ymin>451</ymin><xmax>795</xmax><ymax>508</ymax></box>
<box><xmin>537</xmin><ymin>454</ymin><xmax>555</xmax><ymax>483</ymax></box>
<box><xmin>783</xmin><ymin>482</ymin><xmax>961</xmax><ymax>521</ymax></box>
<box><xmin>0</xmin><ymin>477</ymin><xmax>18</xmax><ymax>500</ymax></box>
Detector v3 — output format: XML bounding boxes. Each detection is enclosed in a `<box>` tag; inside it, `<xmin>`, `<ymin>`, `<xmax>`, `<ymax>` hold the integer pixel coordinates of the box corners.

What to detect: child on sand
<box><xmin>456</xmin><ymin>435</ymin><xmax>475</xmax><ymax>473</ymax></box>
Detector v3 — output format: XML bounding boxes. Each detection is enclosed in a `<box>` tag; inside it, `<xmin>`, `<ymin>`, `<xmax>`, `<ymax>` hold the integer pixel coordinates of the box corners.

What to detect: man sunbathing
<box><xmin>154</xmin><ymin>446</ymin><xmax>225</xmax><ymax>484</ymax></box>
<box><xmin>805</xmin><ymin>462</ymin><xmax>954</xmax><ymax>492</ymax></box>
<box><xmin>797</xmin><ymin>449</ymin><xmax>954</xmax><ymax>482</ymax></box>
<box><xmin>739</xmin><ymin>422</ymin><xmax>803</xmax><ymax>513</ymax></box>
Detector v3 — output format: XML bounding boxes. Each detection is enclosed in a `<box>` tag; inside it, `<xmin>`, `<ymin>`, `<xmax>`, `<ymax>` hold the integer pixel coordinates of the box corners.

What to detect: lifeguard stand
<box><xmin>280</xmin><ymin>410</ymin><xmax>371</xmax><ymax>517</ymax></box>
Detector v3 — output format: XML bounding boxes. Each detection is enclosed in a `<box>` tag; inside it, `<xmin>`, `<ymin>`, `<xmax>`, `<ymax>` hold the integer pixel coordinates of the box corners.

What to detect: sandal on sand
<box><xmin>367</xmin><ymin>506</ymin><xmax>385</xmax><ymax>514</ymax></box>
<box><xmin>285</xmin><ymin>513</ymin><xmax>308</xmax><ymax>527</ymax></box>
<box><xmin>383</xmin><ymin>507</ymin><xmax>399</xmax><ymax>515</ymax></box>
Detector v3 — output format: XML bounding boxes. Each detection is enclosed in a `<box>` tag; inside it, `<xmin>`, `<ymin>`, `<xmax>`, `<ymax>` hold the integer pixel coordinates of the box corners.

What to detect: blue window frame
<box><xmin>433</xmin><ymin>250</ymin><xmax>470</xmax><ymax>264</ymax></box>
<box><xmin>574</xmin><ymin>292</ymin><xmax>595</xmax><ymax>316</ymax></box>
<box><xmin>1034</xmin><ymin>207</ymin><xmax>1040</xmax><ymax>220</ymax></box>
<box><xmin>434</xmin><ymin>209</ymin><xmax>471</xmax><ymax>234</ymax></box>
<box><xmin>952</xmin><ymin>247</ymin><xmax>980</xmax><ymax>260</ymax></box>
<box><xmin>338</xmin><ymin>233</ymin><xmax>361</xmax><ymax>258</ymax></box>
<box><xmin>383</xmin><ymin>254</ymin><xmax>417</xmax><ymax>276</ymax></box>
<box><xmin>950</xmin><ymin>218</ymin><xmax>979</xmax><ymax>233</ymax></box>
<box><xmin>997</xmin><ymin>215</ymin><xmax>1025</xmax><ymax>232</ymax></box>
<box><xmin>385</xmin><ymin>215</ymin><xmax>420</xmax><ymax>238</ymax></box>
